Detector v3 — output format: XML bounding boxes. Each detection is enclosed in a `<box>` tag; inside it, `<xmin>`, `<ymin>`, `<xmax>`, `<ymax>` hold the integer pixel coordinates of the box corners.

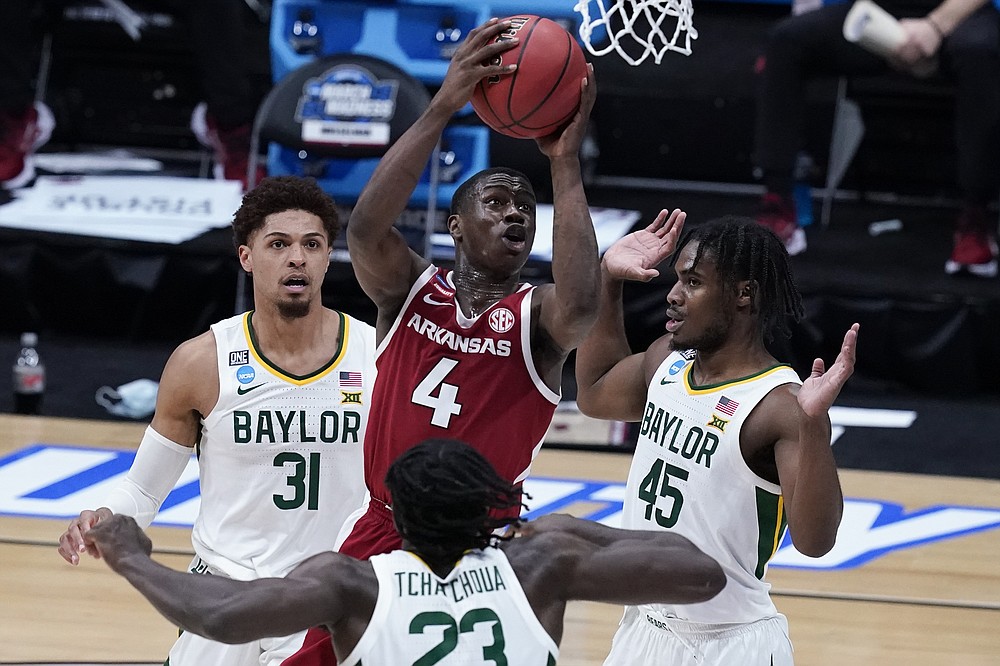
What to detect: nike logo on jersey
<box><xmin>660</xmin><ymin>378</ymin><xmax>677</xmax><ymax>385</ymax></box>
<box><xmin>423</xmin><ymin>294</ymin><xmax>452</xmax><ymax>307</ymax></box>
<box><xmin>237</xmin><ymin>383</ymin><xmax>265</xmax><ymax>395</ymax></box>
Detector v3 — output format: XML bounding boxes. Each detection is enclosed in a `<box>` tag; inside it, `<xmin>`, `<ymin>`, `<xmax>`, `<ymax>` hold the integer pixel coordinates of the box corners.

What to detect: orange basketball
<box><xmin>471</xmin><ymin>15</ymin><xmax>588</xmax><ymax>139</ymax></box>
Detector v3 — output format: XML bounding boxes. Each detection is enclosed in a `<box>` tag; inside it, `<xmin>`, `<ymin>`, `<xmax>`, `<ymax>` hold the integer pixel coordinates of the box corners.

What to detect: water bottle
<box><xmin>794</xmin><ymin>152</ymin><xmax>814</xmax><ymax>228</ymax></box>
<box><xmin>13</xmin><ymin>332</ymin><xmax>44</xmax><ymax>415</ymax></box>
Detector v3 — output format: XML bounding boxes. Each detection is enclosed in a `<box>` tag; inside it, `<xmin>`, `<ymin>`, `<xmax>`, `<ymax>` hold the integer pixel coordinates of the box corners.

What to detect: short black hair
<box><xmin>231</xmin><ymin>176</ymin><xmax>340</xmax><ymax>248</ymax></box>
<box><xmin>385</xmin><ymin>439</ymin><xmax>524</xmax><ymax>566</ymax></box>
<box><xmin>449</xmin><ymin>167</ymin><xmax>533</xmax><ymax>216</ymax></box>
<box><xmin>675</xmin><ymin>215</ymin><xmax>804</xmax><ymax>340</ymax></box>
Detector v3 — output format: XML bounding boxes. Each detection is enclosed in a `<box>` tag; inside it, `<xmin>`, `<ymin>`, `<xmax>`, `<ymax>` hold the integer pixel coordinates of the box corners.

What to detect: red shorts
<box><xmin>279</xmin><ymin>501</ymin><xmax>400</xmax><ymax>666</ymax></box>
<box><xmin>338</xmin><ymin>499</ymin><xmax>403</xmax><ymax>559</ymax></box>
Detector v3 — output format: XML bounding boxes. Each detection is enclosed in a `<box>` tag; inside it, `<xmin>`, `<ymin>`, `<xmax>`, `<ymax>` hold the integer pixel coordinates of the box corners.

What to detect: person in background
<box><xmin>753</xmin><ymin>0</ymin><xmax>999</xmax><ymax>277</ymax></box>
<box><xmin>0</xmin><ymin>0</ymin><xmax>270</xmax><ymax>191</ymax></box>
<box><xmin>81</xmin><ymin>438</ymin><xmax>727</xmax><ymax>665</ymax></box>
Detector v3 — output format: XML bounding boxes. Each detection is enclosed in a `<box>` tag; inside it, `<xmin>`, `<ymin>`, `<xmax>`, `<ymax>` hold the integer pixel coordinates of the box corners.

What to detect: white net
<box><xmin>575</xmin><ymin>0</ymin><xmax>698</xmax><ymax>66</ymax></box>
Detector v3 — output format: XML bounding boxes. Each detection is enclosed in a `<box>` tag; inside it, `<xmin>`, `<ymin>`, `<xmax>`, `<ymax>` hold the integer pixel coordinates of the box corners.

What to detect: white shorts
<box><xmin>603</xmin><ymin>606</ymin><xmax>794</xmax><ymax>666</ymax></box>
<box><xmin>165</xmin><ymin>556</ymin><xmax>309</xmax><ymax>666</ymax></box>
<box><xmin>168</xmin><ymin>629</ymin><xmax>309</xmax><ymax>666</ymax></box>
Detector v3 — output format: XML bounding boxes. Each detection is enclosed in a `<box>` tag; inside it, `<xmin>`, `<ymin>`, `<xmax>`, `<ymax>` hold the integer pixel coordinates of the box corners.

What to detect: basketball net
<box><xmin>575</xmin><ymin>0</ymin><xmax>698</xmax><ymax>65</ymax></box>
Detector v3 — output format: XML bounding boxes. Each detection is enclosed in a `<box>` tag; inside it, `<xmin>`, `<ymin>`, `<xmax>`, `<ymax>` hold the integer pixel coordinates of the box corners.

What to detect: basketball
<box><xmin>471</xmin><ymin>15</ymin><xmax>588</xmax><ymax>139</ymax></box>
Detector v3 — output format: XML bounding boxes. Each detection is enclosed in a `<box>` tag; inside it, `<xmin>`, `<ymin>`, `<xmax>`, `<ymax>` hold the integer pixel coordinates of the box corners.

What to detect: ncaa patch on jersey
<box><xmin>229</xmin><ymin>350</ymin><xmax>249</xmax><ymax>366</ymax></box>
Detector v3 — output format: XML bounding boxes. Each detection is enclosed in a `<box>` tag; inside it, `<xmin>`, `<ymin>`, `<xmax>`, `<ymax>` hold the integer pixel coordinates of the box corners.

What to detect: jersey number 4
<box><xmin>638</xmin><ymin>458</ymin><xmax>689</xmax><ymax>528</ymax></box>
<box><xmin>412</xmin><ymin>358</ymin><xmax>463</xmax><ymax>428</ymax></box>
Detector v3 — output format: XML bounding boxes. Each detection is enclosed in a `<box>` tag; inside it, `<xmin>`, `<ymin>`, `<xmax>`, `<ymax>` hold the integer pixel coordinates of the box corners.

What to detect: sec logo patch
<box><xmin>489</xmin><ymin>307</ymin><xmax>515</xmax><ymax>334</ymax></box>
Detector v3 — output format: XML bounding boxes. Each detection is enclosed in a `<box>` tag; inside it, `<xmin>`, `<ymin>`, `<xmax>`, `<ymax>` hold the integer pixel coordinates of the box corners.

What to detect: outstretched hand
<box><xmin>798</xmin><ymin>324</ymin><xmax>860</xmax><ymax>419</ymax></box>
<box><xmin>434</xmin><ymin>18</ymin><xmax>520</xmax><ymax>115</ymax></box>
<box><xmin>603</xmin><ymin>209</ymin><xmax>686</xmax><ymax>282</ymax></box>
<box><xmin>535</xmin><ymin>63</ymin><xmax>597</xmax><ymax>158</ymax></box>
<box><xmin>82</xmin><ymin>514</ymin><xmax>153</xmax><ymax>571</ymax></box>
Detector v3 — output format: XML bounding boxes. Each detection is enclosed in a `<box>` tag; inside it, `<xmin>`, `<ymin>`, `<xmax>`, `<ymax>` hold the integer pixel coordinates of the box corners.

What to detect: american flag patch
<box><xmin>715</xmin><ymin>395</ymin><xmax>739</xmax><ymax>416</ymax></box>
<box><xmin>339</xmin><ymin>371</ymin><xmax>363</xmax><ymax>387</ymax></box>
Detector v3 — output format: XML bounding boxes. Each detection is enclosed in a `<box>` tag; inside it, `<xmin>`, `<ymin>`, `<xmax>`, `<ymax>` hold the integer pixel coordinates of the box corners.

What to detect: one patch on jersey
<box><xmin>228</xmin><ymin>350</ymin><xmax>249</xmax><ymax>366</ymax></box>
<box><xmin>341</xmin><ymin>390</ymin><xmax>363</xmax><ymax>405</ymax></box>
<box><xmin>339</xmin><ymin>371</ymin><xmax>363</xmax><ymax>387</ymax></box>
<box><xmin>432</xmin><ymin>273</ymin><xmax>455</xmax><ymax>296</ymax></box>
<box><xmin>668</xmin><ymin>358</ymin><xmax>687</xmax><ymax>375</ymax></box>
<box><xmin>708</xmin><ymin>415</ymin><xmax>729</xmax><ymax>432</ymax></box>
<box><xmin>489</xmin><ymin>307</ymin><xmax>515</xmax><ymax>334</ymax></box>
<box><xmin>235</xmin><ymin>365</ymin><xmax>256</xmax><ymax>384</ymax></box>
<box><xmin>716</xmin><ymin>395</ymin><xmax>739</xmax><ymax>416</ymax></box>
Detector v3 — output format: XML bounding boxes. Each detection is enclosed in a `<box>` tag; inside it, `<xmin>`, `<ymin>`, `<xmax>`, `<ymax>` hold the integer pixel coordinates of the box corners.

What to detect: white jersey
<box><xmin>342</xmin><ymin>548</ymin><xmax>559</xmax><ymax>666</ymax></box>
<box><xmin>194</xmin><ymin>311</ymin><xmax>373</xmax><ymax>580</ymax></box>
<box><xmin>621</xmin><ymin>349</ymin><xmax>801</xmax><ymax>625</ymax></box>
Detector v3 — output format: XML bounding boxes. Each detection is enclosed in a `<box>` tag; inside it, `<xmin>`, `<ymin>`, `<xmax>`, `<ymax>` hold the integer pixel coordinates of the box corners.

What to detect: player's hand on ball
<box><xmin>437</xmin><ymin>19</ymin><xmax>518</xmax><ymax>114</ymax></box>
<box><xmin>535</xmin><ymin>63</ymin><xmax>597</xmax><ymax>158</ymax></box>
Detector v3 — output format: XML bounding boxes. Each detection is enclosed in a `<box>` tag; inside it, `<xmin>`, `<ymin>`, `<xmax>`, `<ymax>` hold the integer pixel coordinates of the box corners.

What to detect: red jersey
<box><xmin>364</xmin><ymin>265</ymin><xmax>560</xmax><ymax>505</ymax></box>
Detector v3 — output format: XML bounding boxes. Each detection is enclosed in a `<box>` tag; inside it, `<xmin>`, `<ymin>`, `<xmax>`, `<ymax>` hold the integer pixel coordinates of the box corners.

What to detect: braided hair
<box><xmin>674</xmin><ymin>215</ymin><xmax>804</xmax><ymax>340</ymax></box>
<box><xmin>384</xmin><ymin>439</ymin><xmax>524</xmax><ymax>566</ymax></box>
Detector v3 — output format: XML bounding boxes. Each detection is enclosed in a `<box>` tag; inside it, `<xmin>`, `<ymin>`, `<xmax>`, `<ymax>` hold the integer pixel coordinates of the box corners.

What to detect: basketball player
<box><xmin>81</xmin><ymin>438</ymin><xmax>727</xmax><ymax>665</ymax></box>
<box><xmin>56</xmin><ymin>176</ymin><xmax>374</xmax><ymax>666</ymax></box>
<box><xmin>575</xmin><ymin>211</ymin><xmax>860</xmax><ymax>664</ymax></box>
<box><xmin>338</xmin><ymin>17</ymin><xmax>599</xmax><ymax>556</ymax></box>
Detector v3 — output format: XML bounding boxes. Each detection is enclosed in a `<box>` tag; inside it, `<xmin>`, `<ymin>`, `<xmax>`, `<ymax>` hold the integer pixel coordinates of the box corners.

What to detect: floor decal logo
<box><xmin>2</xmin><ymin>444</ymin><xmax>998</xmax><ymax>570</ymax></box>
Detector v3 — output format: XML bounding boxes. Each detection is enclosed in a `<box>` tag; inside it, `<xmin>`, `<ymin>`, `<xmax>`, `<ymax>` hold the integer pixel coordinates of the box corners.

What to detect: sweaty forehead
<box><xmin>677</xmin><ymin>240</ymin><xmax>716</xmax><ymax>272</ymax></box>
<box><xmin>478</xmin><ymin>173</ymin><xmax>534</xmax><ymax>198</ymax></box>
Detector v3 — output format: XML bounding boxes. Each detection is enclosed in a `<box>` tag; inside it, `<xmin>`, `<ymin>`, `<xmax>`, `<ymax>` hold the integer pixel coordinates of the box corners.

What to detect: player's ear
<box><xmin>736</xmin><ymin>280</ymin><xmax>755</xmax><ymax>307</ymax></box>
<box><xmin>447</xmin><ymin>214</ymin><xmax>462</xmax><ymax>240</ymax></box>
<box><xmin>238</xmin><ymin>245</ymin><xmax>253</xmax><ymax>273</ymax></box>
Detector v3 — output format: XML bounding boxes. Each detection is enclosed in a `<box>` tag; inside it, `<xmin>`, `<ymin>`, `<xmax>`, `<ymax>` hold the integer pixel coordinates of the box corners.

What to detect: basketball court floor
<box><xmin>1</xmin><ymin>413</ymin><xmax>998</xmax><ymax>665</ymax></box>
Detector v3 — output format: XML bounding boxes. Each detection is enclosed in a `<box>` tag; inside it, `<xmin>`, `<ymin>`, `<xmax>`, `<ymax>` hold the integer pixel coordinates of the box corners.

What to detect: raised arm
<box><xmin>772</xmin><ymin>324</ymin><xmax>859</xmax><ymax>556</ymax></box>
<box><xmin>84</xmin><ymin>514</ymin><xmax>362</xmax><ymax>644</ymax></box>
<box><xmin>531</xmin><ymin>65</ymin><xmax>600</xmax><ymax>357</ymax></box>
<box><xmin>57</xmin><ymin>333</ymin><xmax>217</xmax><ymax>564</ymax></box>
<box><xmin>347</xmin><ymin>19</ymin><xmax>518</xmax><ymax>316</ymax></box>
<box><xmin>514</xmin><ymin>513</ymin><xmax>725</xmax><ymax>607</ymax></box>
<box><xmin>575</xmin><ymin>209</ymin><xmax>686</xmax><ymax>420</ymax></box>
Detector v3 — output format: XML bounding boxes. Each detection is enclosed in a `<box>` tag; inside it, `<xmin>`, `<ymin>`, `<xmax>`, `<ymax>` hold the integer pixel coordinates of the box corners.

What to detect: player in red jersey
<box><xmin>281</xmin><ymin>19</ymin><xmax>599</xmax><ymax>664</ymax></box>
<box><xmin>337</xmin><ymin>16</ymin><xmax>599</xmax><ymax>559</ymax></box>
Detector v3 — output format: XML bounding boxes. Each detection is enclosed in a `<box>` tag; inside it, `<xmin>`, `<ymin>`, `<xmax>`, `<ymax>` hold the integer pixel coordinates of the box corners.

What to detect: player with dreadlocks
<box><xmin>81</xmin><ymin>438</ymin><xmax>726</xmax><ymax>665</ymax></box>
<box><xmin>575</xmin><ymin>210</ymin><xmax>859</xmax><ymax>665</ymax></box>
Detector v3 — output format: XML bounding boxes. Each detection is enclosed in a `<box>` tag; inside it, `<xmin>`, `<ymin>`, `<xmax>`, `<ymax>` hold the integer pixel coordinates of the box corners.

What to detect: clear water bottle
<box><xmin>13</xmin><ymin>332</ymin><xmax>44</xmax><ymax>415</ymax></box>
